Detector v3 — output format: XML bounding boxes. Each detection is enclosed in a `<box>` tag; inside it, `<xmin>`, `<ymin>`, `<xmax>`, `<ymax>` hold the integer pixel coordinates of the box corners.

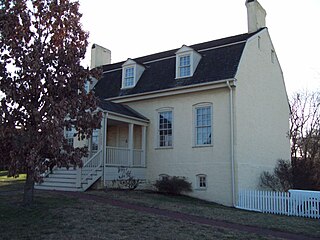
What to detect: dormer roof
<box><xmin>122</xmin><ymin>58</ymin><xmax>138</xmax><ymax>67</ymax></box>
<box><xmin>175</xmin><ymin>45</ymin><xmax>194</xmax><ymax>54</ymax></box>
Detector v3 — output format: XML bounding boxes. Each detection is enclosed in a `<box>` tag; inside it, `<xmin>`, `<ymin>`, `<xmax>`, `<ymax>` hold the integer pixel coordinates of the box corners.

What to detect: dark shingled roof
<box><xmin>94</xmin><ymin>29</ymin><xmax>263</xmax><ymax>100</ymax></box>
<box><xmin>98</xmin><ymin>99</ymin><xmax>148</xmax><ymax>121</ymax></box>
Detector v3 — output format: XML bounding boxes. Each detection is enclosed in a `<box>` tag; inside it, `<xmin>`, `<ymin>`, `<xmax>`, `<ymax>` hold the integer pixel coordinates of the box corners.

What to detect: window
<box><xmin>175</xmin><ymin>45</ymin><xmax>201</xmax><ymax>79</ymax></box>
<box><xmin>158</xmin><ymin>111</ymin><xmax>173</xmax><ymax>147</ymax></box>
<box><xmin>124</xmin><ymin>67</ymin><xmax>134</xmax><ymax>87</ymax></box>
<box><xmin>271</xmin><ymin>49</ymin><xmax>275</xmax><ymax>63</ymax></box>
<box><xmin>91</xmin><ymin>129</ymin><xmax>99</xmax><ymax>152</ymax></box>
<box><xmin>179</xmin><ymin>55</ymin><xmax>191</xmax><ymax>77</ymax></box>
<box><xmin>159</xmin><ymin>174</ymin><xmax>170</xmax><ymax>180</ymax></box>
<box><xmin>65</xmin><ymin>127</ymin><xmax>75</xmax><ymax>146</ymax></box>
<box><xmin>258</xmin><ymin>36</ymin><xmax>261</xmax><ymax>50</ymax></box>
<box><xmin>195</xmin><ymin>105</ymin><xmax>212</xmax><ymax>146</ymax></box>
<box><xmin>196</xmin><ymin>174</ymin><xmax>207</xmax><ymax>189</ymax></box>
<box><xmin>84</xmin><ymin>81</ymin><xmax>90</xmax><ymax>93</ymax></box>
<box><xmin>121</xmin><ymin>59</ymin><xmax>145</xmax><ymax>89</ymax></box>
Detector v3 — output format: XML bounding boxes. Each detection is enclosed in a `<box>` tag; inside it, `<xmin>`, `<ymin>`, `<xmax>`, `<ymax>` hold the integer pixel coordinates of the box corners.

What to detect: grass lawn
<box><xmin>89</xmin><ymin>189</ymin><xmax>320</xmax><ymax>238</ymax></box>
<box><xmin>0</xmin><ymin>174</ymin><xmax>318</xmax><ymax>240</ymax></box>
<box><xmin>0</xmin><ymin>171</ymin><xmax>26</xmax><ymax>192</ymax></box>
<box><xmin>0</xmin><ymin>177</ymin><xmax>275</xmax><ymax>240</ymax></box>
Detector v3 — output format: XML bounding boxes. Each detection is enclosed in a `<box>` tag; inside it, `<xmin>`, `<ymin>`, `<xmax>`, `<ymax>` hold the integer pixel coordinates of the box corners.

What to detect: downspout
<box><xmin>226</xmin><ymin>80</ymin><xmax>236</xmax><ymax>207</ymax></box>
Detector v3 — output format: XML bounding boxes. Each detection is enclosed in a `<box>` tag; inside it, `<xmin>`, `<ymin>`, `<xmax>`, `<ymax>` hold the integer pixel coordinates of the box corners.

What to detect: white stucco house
<box><xmin>36</xmin><ymin>0</ymin><xmax>290</xmax><ymax>206</ymax></box>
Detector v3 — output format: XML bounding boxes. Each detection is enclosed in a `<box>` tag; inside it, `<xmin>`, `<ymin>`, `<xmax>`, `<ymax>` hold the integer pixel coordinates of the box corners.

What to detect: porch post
<box><xmin>88</xmin><ymin>136</ymin><xmax>92</xmax><ymax>157</ymax></box>
<box><xmin>102</xmin><ymin>112</ymin><xmax>108</xmax><ymax>185</ymax></box>
<box><xmin>141</xmin><ymin>126</ymin><xmax>146</xmax><ymax>167</ymax></box>
<box><xmin>128</xmin><ymin>123</ymin><xmax>134</xmax><ymax>166</ymax></box>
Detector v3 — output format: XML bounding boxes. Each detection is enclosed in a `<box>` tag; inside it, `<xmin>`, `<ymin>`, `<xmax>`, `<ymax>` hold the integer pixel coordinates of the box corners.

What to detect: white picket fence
<box><xmin>236</xmin><ymin>189</ymin><xmax>320</xmax><ymax>219</ymax></box>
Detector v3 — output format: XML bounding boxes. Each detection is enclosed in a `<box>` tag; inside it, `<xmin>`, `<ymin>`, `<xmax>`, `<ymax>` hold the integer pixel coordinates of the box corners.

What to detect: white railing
<box><xmin>237</xmin><ymin>189</ymin><xmax>320</xmax><ymax>219</ymax></box>
<box><xmin>106</xmin><ymin>146</ymin><xmax>145</xmax><ymax>167</ymax></box>
<box><xmin>133</xmin><ymin>149</ymin><xmax>143</xmax><ymax>166</ymax></box>
<box><xmin>78</xmin><ymin>149</ymin><xmax>103</xmax><ymax>186</ymax></box>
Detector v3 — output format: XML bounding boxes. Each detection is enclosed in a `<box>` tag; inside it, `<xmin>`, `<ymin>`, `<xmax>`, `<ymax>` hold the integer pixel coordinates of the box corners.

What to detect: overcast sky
<box><xmin>78</xmin><ymin>0</ymin><xmax>320</xmax><ymax>95</ymax></box>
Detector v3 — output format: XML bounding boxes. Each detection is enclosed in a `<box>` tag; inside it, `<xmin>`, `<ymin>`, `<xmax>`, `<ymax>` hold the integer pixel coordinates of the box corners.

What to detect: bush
<box><xmin>154</xmin><ymin>176</ymin><xmax>192</xmax><ymax>195</ymax></box>
<box><xmin>112</xmin><ymin>167</ymin><xmax>140</xmax><ymax>190</ymax></box>
<box><xmin>260</xmin><ymin>159</ymin><xmax>293</xmax><ymax>191</ymax></box>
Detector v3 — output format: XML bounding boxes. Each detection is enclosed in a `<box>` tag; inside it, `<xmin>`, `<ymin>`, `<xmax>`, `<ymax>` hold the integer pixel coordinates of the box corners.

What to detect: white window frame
<box><xmin>196</xmin><ymin>174</ymin><xmax>207</xmax><ymax>190</ymax></box>
<box><xmin>159</xmin><ymin>174</ymin><xmax>170</xmax><ymax>180</ymax></box>
<box><xmin>91</xmin><ymin>129</ymin><xmax>99</xmax><ymax>153</ymax></box>
<box><xmin>156</xmin><ymin>108</ymin><xmax>173</xmax><ymax>148</ymax></box>
<box><xmin>193</xmin><ymin>103</ymin><xmax>213</xmax><ymax>147</ymax></box>
<box><xmin>123</xmin><ymin>66</ymin><xmax>135</xmax><ymax>88</ymax></box>
<box><xmin>178</xmin><ymin>54</ymin><xmax>191</xmax><ymax>78</ymax></box>
<box><xmin>121</xmin><ymin>59</ymin><xmax>145</xmax><ymax>89</ymax></box>
<box><xmin>65</xmin><ymin>127</ymin><xmax>75</xmax><ymax>147</ymax></box>
<box><xmin>175</xmin><ymin>45</ymin><xmax>201</xmax><ymax>79</ymax></box>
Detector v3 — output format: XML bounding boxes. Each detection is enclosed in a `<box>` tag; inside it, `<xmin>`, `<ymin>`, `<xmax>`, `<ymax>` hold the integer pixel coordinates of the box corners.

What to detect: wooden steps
<box><xmin>35</xmin><ymin>167</ymin><xmax>82</xmax><ymax>192</ymax></box>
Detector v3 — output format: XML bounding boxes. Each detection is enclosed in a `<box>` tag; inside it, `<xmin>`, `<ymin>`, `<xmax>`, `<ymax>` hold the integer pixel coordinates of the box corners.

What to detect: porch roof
<box><xmin>98</xmin><ymin>99</ymin><xmax>149</xmax><ymax>121</ymax></box>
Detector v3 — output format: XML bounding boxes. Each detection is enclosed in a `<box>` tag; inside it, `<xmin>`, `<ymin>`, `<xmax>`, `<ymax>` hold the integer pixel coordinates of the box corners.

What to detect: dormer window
<box><xmin>175</xmin><ymin>45</ymin><xmax>201</xmax><ymax>79</ymax></box>
<box><xmin>122</xmin><ymin>59</ymin><xmax>145</xmax><ymax>89</ymax></box>
<box><xmin>179</xmin><ymin>55</ymin><xmax>191</xmax><ymax>77</ymax></box>
<box><xmin>124</xmin><ymin>67</ymin><xmax>134</xmax><ymax>87</ymax></box>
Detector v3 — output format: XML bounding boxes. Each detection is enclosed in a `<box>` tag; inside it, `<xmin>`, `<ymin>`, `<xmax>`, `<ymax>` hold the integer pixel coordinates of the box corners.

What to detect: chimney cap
<box><xmin>246</xmin><ymin>0</ymin><xmax>255</xmax><ymax>3</ymax></box>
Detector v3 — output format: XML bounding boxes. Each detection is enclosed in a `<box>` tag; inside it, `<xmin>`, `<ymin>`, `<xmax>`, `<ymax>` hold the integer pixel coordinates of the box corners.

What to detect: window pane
<box><xmin>92</xmin><ymin>129</ymin><xmax>99</xmax><ymax>151</ymax></box>
<box><xmin>196</xmin><ymin>106</ymin><xmax>212</xmax><ymax>145</ymax></box>
<box><xmin>158</xmin><ymin>111</ymin><xmax>173</xmax><ymax>147</ymax></box>
<box><xmin>179</xmin><ymin>55</ymin><xmax>191</xmax><ymax>77</ymax></box>
<box><xmin>124</xmin><ymin>67</ymin><xmax>134</xmax><ymax>87</ymax></box>
<box><xmin>65</xmin><ymin>127</ymin><xmax>75</xmax><ymax>146</ymax></box>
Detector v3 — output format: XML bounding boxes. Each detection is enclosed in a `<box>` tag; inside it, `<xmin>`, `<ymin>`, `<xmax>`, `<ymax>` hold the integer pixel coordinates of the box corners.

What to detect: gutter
<box><xmin>226</xmin><ymin>79</ymin><xmax>236</xmax><ymax>207</ymax></box>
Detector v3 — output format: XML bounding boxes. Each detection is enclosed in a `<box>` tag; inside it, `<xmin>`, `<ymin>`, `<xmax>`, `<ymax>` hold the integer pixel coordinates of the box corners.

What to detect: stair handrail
<box><xmin>80</xmin><ymin>149</ymin><xmax>103</xmax><ymax>184</ymax></box>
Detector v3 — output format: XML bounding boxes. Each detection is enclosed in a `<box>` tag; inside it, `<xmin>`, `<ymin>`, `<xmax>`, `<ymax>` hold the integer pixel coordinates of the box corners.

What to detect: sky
<box><xmin>78</xmin><ymin>0</ymin><xmax>320</xmax><ymax>96</ymax></box>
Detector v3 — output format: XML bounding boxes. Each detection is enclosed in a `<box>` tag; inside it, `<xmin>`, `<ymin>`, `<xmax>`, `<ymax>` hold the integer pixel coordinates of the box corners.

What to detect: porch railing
<box><xmin>78</xmin><ymin>149</ymin><xmax>103</xmax><ymax>187</ymax></box>
<box><xmin>106</xmin><ymin>146</ymin><xmax>145</xmax><ymax>167</ymax></box>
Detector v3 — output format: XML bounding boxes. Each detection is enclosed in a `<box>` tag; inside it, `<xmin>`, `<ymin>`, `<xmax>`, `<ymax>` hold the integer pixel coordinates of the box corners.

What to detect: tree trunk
<box><xmin>23</xmin><ymin>170</ymin><xmax>34</xmax><ymax>206</ymax></box>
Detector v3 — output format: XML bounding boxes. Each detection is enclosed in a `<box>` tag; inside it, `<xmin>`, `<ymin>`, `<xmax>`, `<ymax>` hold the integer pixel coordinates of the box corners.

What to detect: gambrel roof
<box><xmin>94</xmin><ymin>29</ymin><xmax>265</xmax><ymax>100</ymax></box>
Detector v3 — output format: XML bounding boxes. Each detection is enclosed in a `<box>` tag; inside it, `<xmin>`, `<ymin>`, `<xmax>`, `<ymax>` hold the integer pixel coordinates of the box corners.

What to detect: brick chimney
<box><xmin>90</xmin><ymin>44</ymin><xmax>111</xmax><ymax>69</ymax></box>
<box><xmin>246</xmin><ymin>0</ymin><xmax>266</xmax><ymax>33</ymax></box>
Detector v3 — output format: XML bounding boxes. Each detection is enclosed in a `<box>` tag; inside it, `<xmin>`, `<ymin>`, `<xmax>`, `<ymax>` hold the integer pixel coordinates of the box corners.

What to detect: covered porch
<box><xmin>84</xmin><ymin>100</ymin><xmax>149</xmax><ymax>185</ymax></box>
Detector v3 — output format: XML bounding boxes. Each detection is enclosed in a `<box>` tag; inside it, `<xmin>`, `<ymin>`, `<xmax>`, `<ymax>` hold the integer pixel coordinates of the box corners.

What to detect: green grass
<box><xmin>89</xmin><ymin>189</ymin><xmax>320</xmax><ymax>238</ymax></box>
<box><xmin>0</xmin><ymin>178</ymin><xmax>279</xmax><ymax>240</ymax></box>
<box><xmin>0</xmin><ymin>171</ymin><xmax>26</xmax><ymax>192</ymax></box>
<box><xmin>1</xmin><ymin>177</ymin><xmax>319</xmax><ymax>239</ymax></box>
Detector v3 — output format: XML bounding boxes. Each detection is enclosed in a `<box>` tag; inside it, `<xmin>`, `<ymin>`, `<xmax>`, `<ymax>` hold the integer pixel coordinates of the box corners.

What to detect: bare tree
<box><xmin>290</xmin><ymin>91</ymin><xmax>320</xmax><ymax>162</ymax></box>
<box><xmin>289</xmin><ymin>91</ymin><xmax>320</xmax><ymax>190</ymax></box>
<box><xmin>261</xmin><ymin>90</ymin><xmax>320</xmax><ymax>191</ymax></box>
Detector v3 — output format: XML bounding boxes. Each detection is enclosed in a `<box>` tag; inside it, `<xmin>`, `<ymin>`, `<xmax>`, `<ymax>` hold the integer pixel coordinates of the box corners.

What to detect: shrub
<box><xmin>112</xmin><ymin>167</ymin><xmax>140</xmax><ymax>190</ymax></box>
<box><xmin>260</xmin><ymin>159</ymin><xmax>293</xmax><ymax>191</ymax></box>
<box><xmin>154</xmin><ymin>176</ymin><xmax>192</xmax><ymax>195</ymax></box>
